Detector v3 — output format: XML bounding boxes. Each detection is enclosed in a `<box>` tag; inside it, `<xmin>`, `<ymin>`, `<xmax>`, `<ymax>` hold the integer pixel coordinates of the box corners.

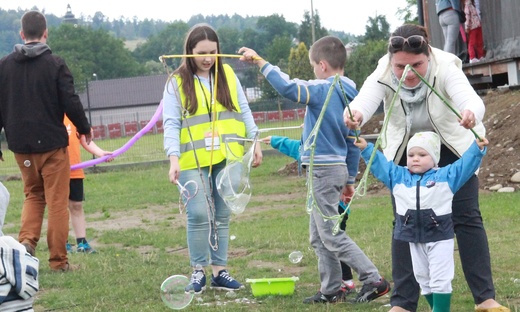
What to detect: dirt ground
<box><xmin>280</xmin><ymin>88</ymin><xmax>520</xmax><ymax>192</ymax></box>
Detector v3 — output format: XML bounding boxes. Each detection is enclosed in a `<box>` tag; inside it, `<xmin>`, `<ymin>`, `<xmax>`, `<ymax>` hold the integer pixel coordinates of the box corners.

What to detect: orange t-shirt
<box><xmin>64</xmin><ymin>116</ymin><xmax>85</xmax><ymax>179</ymax></box>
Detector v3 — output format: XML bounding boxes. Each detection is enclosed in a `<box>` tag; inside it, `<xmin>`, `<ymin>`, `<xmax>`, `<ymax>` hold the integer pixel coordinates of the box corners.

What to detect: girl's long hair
<box><xmin>173</xmin><ymin>23</ymin><xmax>234</xmax><ymax>115</ymax></box>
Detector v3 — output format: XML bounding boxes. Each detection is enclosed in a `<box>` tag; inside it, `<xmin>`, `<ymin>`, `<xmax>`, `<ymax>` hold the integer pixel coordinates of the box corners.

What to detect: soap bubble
<box><xmin>160</xmin><ymin>275</ymin><xmax>194</xmax><ymax>310</ymax></box>
<box><xmin>289</xmin><ymin>251</ymin><xmax>303</xmax><ymax>264</ymax></box>
<box><xmin>216</xmin><ymin>162</ymin><xmax>252</xmax><ymax>215</ymax></box>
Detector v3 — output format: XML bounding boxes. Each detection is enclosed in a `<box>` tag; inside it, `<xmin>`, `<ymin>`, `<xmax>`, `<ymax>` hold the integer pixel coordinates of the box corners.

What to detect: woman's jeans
<box><xmin>179</xmin><ymin>161</ymin><xmax>230</xmax><ymax>267</ymax></box>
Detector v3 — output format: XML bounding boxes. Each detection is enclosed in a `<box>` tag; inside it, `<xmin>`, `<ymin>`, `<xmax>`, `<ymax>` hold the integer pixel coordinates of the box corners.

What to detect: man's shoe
<box><xmin>51</xmin><ymin>263</ymin><xmax>79</xmax><ymax>273</ymax></box>
<box><xmin>21</xmin><ymin>242</ymin><xmax>35</xmax><ymax>257</ymax></box>
<box><xmin>185</xmin><ymin>269</ymin><xmax>206</xmax><ymax>294</ymax></box>
<box><xmin>351</xmin><ymin>277</ymin><xmax>391</xmax><ymax>303</ymax></box>
<box><xmin>77</xmin><ymin>242</ymin><xmax>96</xmax><ymax>254</ymax></box>
<box><xmin>303</xmin><ymin>290</ymin><xmax>346</xmax><ymax>304</ymax></box>
<box><xmin>210</xmin><ymin>269</ymin><xmax>244</xmax><ymax>291</ymax></box>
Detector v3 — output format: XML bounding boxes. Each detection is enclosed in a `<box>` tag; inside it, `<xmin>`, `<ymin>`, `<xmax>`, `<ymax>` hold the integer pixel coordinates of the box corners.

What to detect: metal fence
<box><xmin>0</xmin><ymin>100</ymin><xmax>304</xmax><ymax>179</ymax></box>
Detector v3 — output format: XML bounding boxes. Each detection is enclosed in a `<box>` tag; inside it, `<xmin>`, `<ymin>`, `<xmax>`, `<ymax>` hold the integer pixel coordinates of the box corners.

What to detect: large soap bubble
<box><xmin>160</xmin><ymin>275</ymin><xmax>194</xmax><ymax>310</ymax></box>
<box><xmin>216</xmin><ymin>137</ymin><xmax>256</xmax><ymax>214</ymax></box>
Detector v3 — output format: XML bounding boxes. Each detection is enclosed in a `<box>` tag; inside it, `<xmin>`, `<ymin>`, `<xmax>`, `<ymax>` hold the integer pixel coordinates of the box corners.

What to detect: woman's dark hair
<box><xmin>388</xmin><ymin>24</ymin><xmax>431</xmax><ymax>57</ymax></box>
<box><xmin>172</xmin><ymin>23</ymin><xmax>234</xmax><ymax>115</ymax></box>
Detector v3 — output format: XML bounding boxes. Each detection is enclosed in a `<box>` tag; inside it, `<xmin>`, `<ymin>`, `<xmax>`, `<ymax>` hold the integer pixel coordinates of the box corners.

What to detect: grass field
<box><xmin>1</xmin><ymin>154</ymin><xmax>519</xmax><ymax>311</ymax></box>
<box><xmin>0</xmin><ymin>120</ymin><xmax>303</xmax><ymax>178</ymax></box>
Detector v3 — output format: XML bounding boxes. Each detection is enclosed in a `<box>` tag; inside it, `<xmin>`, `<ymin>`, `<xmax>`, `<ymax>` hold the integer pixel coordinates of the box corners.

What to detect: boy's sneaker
<box><xmin>210</xmin><ymin>269</ymin><xmax>244</xmax><ymax>291</ymax></box>
<box><xmin>351</xmin><ymin>277</ymin><xmax>391</xmax><ymax>303</ymax></box>
<box><xmin>303</xmin><ymin>289</ymin><xmax>346</xmax><ymax>304</ymax></box>
<box><xmin>76</xmin><ymin>242</ymin><xmax>97</xmax><ymax>254</ymax></box>
<box><xmin>341</xmin><ymin>279</ymin><xmax>356</xmax><ymax>295</ymax></box>
<box><xmin>185</xmin><ymin>269</ymin><xmax>206</xmax><ymax>294</ymax></box>
<box><xmin>66</xmin><ymin>242</ymin><xmax>74</xmax><ymax>253</ymax></box>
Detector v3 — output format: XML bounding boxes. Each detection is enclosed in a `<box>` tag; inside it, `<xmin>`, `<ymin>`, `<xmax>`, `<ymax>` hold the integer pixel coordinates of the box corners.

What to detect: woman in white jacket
<box><xmin>344</xmin><ymin>24</ymin><xmax>509</xmax><ymax>312</ymax></box>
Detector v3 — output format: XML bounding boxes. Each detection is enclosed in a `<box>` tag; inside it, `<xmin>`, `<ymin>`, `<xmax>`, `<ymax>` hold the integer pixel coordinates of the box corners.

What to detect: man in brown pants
<box><xmin>0</xmin><ymin>10</ymin><xmax>92</xmax><ymax>272</ymax></box>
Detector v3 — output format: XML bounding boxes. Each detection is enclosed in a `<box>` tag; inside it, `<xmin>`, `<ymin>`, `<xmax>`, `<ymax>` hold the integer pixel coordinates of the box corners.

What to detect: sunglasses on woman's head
<box><xmin>389</xmin><ymin>35</ymin><xmax>428</xmax><ymax>49</ymax></box>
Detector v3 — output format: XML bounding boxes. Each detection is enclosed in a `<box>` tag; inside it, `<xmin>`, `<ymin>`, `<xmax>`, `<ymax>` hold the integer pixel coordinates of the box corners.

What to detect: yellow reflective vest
<box><xmin>177</xmin><ymin>64</ymin><xmax>246</xmax><ymax>170</ymax></box>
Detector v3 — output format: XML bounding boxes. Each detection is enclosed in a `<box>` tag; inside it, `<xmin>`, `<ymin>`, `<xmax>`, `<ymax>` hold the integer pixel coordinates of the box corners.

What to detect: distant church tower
<box><xmin>62</xmin><ymin>4</ymin><xmax>79</xmax><ymax>25</ymax></box>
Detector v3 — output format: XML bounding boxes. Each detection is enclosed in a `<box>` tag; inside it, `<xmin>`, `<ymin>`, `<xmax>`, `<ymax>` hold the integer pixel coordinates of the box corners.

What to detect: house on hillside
<box><xmin>421</xmin><ymin>0</ymin><xmax>520</xmax><ymax>88</ymax></box>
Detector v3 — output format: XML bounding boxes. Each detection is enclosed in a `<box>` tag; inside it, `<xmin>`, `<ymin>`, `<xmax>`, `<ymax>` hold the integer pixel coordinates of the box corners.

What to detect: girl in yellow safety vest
<box><xmin>162</xmin><ymin>23</ymin><xmax>262</xmax><ymax>294</ymax></box>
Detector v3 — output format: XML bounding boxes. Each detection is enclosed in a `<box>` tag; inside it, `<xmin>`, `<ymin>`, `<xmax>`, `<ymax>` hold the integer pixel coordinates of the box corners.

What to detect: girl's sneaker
<box><xmin>210</xmin><ymin>270</ymin><xmax>244</xmax><ymax>291</ymax></box>
<box><xmin>185</xmin><ymin>269</ymin><xmax>206</xmax><ymax>294</ymax></box>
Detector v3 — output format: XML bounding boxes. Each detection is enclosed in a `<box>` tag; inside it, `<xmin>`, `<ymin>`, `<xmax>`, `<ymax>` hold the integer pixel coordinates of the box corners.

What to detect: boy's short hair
<box><xmin>21</xmin><ymin>10</ymin><xmax>47</xmax><ymax>41</ymax></box>
<box><xmin>309</xmin><ymin>36</ymin><xmax>346</xmax><ymax>70</ymax></box>
<box><xmin>407</xmin><ymin>131</ymin><xmax>441</xmax><ymax>166</ymax></box>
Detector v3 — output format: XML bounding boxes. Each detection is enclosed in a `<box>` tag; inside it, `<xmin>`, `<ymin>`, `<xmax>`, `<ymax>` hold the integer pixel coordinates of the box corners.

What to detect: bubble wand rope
<box><xmin>304</xmin><ymin>75</ymin><xmax>341</xmax><ymax>221</ymax></box>
<box><xmin>208</xmin><ymin>56</ymin><xmax>219</xmax><ymax>178</ymax></box>
<box><xmin>176</xmin><ymin>180</ymin><xmax>199</xmax><ymax>214</ymax></box>
<box><xmin>356</xmin><ymin>65</ymin><xmax>408</xmax><ymax>195</ymax></box>
<box><xmin>337</xmin><ymin>79</ymin><xmax>360</xmax><ymax>142</ymax></box>
<box><xmin>331</xmin><ymin>66</ymin><xmax>408</xmax><ymax>234</ymax></box>
<box><xmin>408</xmin><ymin>66</ymin><xmax>482</xmax><ymax>141</ymax></box>
<box><xmin>206</xmin><ymin>55</ymin><xmax>220</xmax><ymax>251</ymax></box>
<box><xmin>218</xmin><ymin>133</ymin><xmax>259</xmax><ymax>209</ymax></box>
<box><xmin>179</xmin><ymin>104</ymin><xmax>220</xmax><ymax>251</ymax></box>
<box><xmin>160</xmin><ymin>53</ymin><xmax>245</xmax><ymax>60</ymax></box>
<box><xmin>163</xmin><ymin>68</ymin><xmax>220</xmax><ymax>251</ymax></box>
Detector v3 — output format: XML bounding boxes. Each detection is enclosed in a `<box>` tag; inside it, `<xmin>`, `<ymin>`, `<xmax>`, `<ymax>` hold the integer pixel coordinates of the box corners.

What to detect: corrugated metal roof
<box><xmin>78</xmin><ymin>74</ymin><xmax>168</xmax><ymax>110</ymax></box>
<box><xmin>77</xmin><ymin>59</ymin><xmax>249</xmax><ymax>111</ymax></box>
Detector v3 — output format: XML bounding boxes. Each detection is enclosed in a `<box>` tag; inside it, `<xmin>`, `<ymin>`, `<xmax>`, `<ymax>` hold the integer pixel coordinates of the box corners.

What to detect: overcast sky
<box><xmin>2</xmin><ymin>0</ymin><xmax>409</xmax><ymax>36</ymax></box>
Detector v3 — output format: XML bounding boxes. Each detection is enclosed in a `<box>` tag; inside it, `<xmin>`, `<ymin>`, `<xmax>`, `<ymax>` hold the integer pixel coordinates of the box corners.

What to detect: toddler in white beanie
<box><xmin>407</xmin><ymin>131</ymin><xmax>441</xmax><ymax>167</ymax></box>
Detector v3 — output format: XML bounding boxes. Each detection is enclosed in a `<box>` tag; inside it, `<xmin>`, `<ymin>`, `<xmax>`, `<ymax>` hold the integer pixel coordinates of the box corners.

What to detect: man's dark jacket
<box><xmin>0</xmin><ymin>42</ymin><xmax>90</xmax><ymax>157</ymax></box>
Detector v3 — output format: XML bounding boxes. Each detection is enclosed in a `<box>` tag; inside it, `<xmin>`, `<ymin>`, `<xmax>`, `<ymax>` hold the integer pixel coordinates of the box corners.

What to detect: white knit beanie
<box><xmin>407</xmin><ymin>131</ymin><xmax>441</xmax><ymax>166</ymax></box>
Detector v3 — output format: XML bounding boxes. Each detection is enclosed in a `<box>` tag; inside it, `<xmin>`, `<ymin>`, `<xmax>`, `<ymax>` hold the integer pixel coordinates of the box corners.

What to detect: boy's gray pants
<box><xmin>308</xmin><ymin>165</ymin><xmax>381</xmax><ymax>295</ymax></box>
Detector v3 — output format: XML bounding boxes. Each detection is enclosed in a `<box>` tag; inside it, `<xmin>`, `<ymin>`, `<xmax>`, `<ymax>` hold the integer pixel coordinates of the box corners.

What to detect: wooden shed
<box><xmin>421</xmin><ymin>0</ymin><xmax>520</xmax><ymax>88</ymax></box>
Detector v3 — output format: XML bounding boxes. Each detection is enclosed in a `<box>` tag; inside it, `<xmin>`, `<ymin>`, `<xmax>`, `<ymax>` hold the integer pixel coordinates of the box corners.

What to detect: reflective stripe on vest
<box><xmin>177</xmin><ymin>64</ymin><xmax>246</xmax><ymax>170</ymax></box>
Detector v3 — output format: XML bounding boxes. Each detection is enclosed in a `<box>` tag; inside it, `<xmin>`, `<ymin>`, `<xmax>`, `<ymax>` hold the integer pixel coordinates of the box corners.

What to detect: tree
<box><xmin>288</xmin><ymin>42</ymin><xmax>313</xmax><ymax>81</ymax></box>
<box><xmin>398</xmin><ymin>0</ymin><xmax>420</xmax><ymax>25</ymax></box>
<box><xmin>132</xmin><ymin>21</ymin><xmax>190</xmax><ymax>70</ymax></box>
<box><xmin>264</xmin><ymin>35</ymin><xmax>293</xmax><ymax>65</ymax></box>
<box><xmin>240</xmin><ymin>28</ymin><xmax>261</xmax><ymax>53</ymax></box>
<box><xmin>48</xmin><ymin>24</ymin><xmax>146</xmax><ymax>83</ymax></box>
<box><xmin>218</xmin><ymin>26</ymin><xmax>242</xmax><ymax>55</ymax></box>
<box><xmin>137</xmin><ymin>18</ymin><xmax>156</xmax><ymax>39</ymax></box>
<box><xmin>255</xmin><ymin>14</ymin><xmax>298</xmax><ymax>56</ymax></box>
<box><xmin>344</xmin><ymin>40</ymin><xmax>387</xmax><ymax>88</ymax></box>
<box><xmin>363</xmin><ymin>15</ymin><xmax>391</xmax><ymax>42</ymax></box>
<box><xmin>254</xmin><ymin>35</ymin><xmax>295</xmax><ymax>99</ymax></box>
<box><xmin>298</xmin><ymin>10</ymin><xmax>328</xmax><ymax>48</ymax></box>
